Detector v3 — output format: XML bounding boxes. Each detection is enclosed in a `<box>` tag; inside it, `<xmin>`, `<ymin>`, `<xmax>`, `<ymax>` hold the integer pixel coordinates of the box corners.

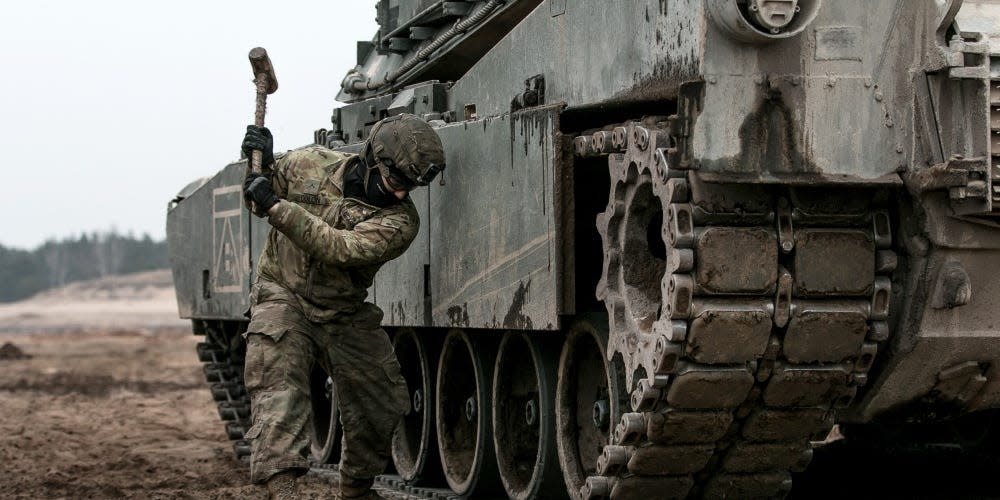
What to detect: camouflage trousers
<box><xmin>243</xmin><ymin>300</ymin><xmax>410</xmax><ymax>484</ymax></box>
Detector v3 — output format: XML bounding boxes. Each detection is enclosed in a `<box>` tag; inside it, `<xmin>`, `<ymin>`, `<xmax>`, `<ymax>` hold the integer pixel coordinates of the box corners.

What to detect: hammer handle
<box><xmin>250</xmin><ymin>76</ymin><xmax>268</xmax><ymax>175</ymax></box>
<box><xmin>248</xmin><ymin>47</ymin><xmax>277</xmax><ymax>176</ymax></box>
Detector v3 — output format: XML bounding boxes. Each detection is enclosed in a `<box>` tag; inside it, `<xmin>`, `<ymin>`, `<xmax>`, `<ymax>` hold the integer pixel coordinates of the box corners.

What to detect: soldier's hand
<box><xmin>244</xmin><ymin>174</ymin><xmax>280</xmax><ymax>216</ymax></box>
<box><xmin>242</xmin><ymin>125</ymin><xmax>275</xmax><ymax>168</ymax></box>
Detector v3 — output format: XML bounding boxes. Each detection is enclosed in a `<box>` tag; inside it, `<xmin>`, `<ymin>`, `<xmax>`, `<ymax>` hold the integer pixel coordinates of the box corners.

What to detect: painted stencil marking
<box><xmin>212</xmin><ymin>185</ymin><xmax>244</xmax><ymax>294</ymax></box>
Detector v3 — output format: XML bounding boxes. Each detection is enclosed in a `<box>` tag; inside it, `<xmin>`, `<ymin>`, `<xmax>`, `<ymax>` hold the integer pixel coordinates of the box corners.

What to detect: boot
<box><xmin>266</xmin><ymin>470</ymin><xmax>299</xmax><ymax>500</ymax></box>
<box><xmin>338</xmin><ymin>474</ymin><xmax>385</xmax><ymax>500</ymax></box>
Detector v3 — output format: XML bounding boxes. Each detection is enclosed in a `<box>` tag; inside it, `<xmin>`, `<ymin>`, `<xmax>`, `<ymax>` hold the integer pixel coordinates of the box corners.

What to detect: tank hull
<box><xmin>167</xmin><ymin>1</ymin><xmax>1000</xmax><ymax>497</ymax></box>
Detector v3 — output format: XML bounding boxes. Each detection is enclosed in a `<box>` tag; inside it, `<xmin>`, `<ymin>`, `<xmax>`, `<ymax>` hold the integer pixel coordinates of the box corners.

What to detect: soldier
<box><xmin>240</xmin><ymin>114</ymin><xmax>446</xmax><ymax>500</ymax></box>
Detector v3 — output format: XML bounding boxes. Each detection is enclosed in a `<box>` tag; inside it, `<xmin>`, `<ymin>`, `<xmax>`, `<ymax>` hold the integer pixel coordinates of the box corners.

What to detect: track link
<box><xmin>194</xmin><ymin>320</ymin><xmax>252</xmax><ymax>459</ymax></box>
<box><xmin>310</xmin><ymin>463</ymin><xmax>462</xmax><ymax>500</ymax></box>
<box><xmin>583</xmin><ymin>120</ymin><xmax>896</xmax><ymax>499</ymax></box>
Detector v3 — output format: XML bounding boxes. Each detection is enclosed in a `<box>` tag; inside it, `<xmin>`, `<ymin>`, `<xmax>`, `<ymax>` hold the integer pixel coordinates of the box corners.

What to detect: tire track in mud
<box><xmin>0</xmin><ymin>373</ymin><xmax>203</xmax><ymax>396</ymax></box>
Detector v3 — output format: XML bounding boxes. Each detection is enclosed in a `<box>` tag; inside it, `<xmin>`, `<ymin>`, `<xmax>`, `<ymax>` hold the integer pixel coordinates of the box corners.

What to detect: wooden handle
<box><xmin>248</xmin><ymin>47</ymin><xmax>279</xmax><ymax>191</ymax></box>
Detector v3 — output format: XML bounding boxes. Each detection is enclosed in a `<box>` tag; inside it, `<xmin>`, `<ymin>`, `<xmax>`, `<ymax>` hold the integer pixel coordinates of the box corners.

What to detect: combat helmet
<box><xmin>363</xmin><ymin>113</ymin><xmax>446</xmax><ymax>189</ymax></box>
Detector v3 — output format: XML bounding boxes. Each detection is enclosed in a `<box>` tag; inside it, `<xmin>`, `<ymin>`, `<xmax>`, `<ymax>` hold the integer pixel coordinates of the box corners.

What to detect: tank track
<box><xmin>310</xmin><ymin>463</ymin><xmax>461</xmax><ymax>500</ymax></box>
<box><xmin>190</xmin><ymin>119</ymin><xmax>897</xmax><ymax>498</ymax></box>
<box><xmin>193</xmin><ymin>320</ymin><xmax>252</xmax><ymax>459</ymax></box>
<box><xmin>578</xmin><ymin>120</ymin><xmax>897</xmax><ymax>498</ymax></box>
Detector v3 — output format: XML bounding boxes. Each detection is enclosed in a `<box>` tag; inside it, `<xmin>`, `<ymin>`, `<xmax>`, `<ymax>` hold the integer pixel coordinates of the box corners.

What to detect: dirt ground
<box><xmin>0</xmin><ymin>328</ymin><xmax>359</xmax><ymax>499</ymax></box>
<box><xmin>2</xmin><ymin>271</ymin><xmax>997</xmax><ymax>499</ymax></box>
<box><xmin>0</xmin><ymin>271</ymin><xmax>358</xmax><ymax>499</ymax></box>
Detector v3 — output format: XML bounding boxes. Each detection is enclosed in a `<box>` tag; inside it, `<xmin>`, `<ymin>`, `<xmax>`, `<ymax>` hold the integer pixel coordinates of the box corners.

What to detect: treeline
<box><xmin>0</xmin><ymin>231</ymin><xmax>168</xmax><ymax>303</ymax></box>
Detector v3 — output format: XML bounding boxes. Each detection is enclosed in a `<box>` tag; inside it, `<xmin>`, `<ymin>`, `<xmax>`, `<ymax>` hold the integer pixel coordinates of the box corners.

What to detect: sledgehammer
<box><xmin>248</xmin><ymin>47</ymin><xmax>278</xmax><ymax>175</ymax></box>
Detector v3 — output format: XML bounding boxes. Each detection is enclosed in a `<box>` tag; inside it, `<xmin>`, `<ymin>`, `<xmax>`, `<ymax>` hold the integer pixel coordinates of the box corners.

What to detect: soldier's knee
<box><xmin>244</xmin><ymin>333</ymin><xmax>310</xmax><ymax>393</ymax></box>
<box><xmin>244</xmin><ymin>334</ymin><xmax>284</xmax><ymax>393</ymax></box>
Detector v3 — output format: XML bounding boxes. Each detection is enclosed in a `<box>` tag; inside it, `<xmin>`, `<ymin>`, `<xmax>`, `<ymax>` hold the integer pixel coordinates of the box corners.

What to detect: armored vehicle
<box><xmin>167</xmin><ymin>1</ymin><xmax>1000</xmax><ymax>497</ymax></box>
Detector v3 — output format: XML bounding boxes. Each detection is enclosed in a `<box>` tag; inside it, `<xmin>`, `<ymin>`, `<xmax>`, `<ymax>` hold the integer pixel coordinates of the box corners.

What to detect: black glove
<box><xmin>242</xmin><ymin>125</ymin><xmax>275</xmax><ymax>169</ymax></box>
<box><xmin>244</xmin><ymin>173</ymin><xmax>280</xmax><ymax>215</ymax></box>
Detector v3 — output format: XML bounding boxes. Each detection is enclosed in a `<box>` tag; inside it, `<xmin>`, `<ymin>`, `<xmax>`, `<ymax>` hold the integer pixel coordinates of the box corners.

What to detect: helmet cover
<box><xmin>365</xmin><ymin>113</ymin><xmax>445</xmax><ymax>188</ymax></box>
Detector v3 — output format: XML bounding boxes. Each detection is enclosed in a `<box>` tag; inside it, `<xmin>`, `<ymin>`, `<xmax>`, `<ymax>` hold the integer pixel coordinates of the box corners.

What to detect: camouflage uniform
<box><xmin>243</xmin><ymin>145</ymin><xmax>416</xmax><ymax>484</ymax></box>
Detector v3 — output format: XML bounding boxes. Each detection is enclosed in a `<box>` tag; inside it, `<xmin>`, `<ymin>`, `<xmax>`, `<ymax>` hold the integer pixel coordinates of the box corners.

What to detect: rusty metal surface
<box><xmin>448</xmin><ymin>1</ymin><xmax>703</xmax><ymax>115</ymax></box>
<box><xmin>791</xmin><ymin>230</ymin><xmax>874</xmax><ymax>297</ymax></box>
<box><xmin>375</xmin><ymin>188</ymin><xmax>431</xmax><ymax>327</ymax></box>
<box><xmin>694</xmin><ymin>0</ymin><xmax>910</xmax><ymax>180</ymax></box>
<box><xmin>427</xmin><ymin>105</ymin><xmax>562</xmax><ymax>330</ymax></box>
<box><xmin>694</xmin><ymin>227</ymin><xmax>778</xmax><ymax>294</ymax></box>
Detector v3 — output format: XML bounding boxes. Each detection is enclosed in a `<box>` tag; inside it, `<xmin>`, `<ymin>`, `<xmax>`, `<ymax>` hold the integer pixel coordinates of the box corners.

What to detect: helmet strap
<box><xmin>361</xmin><ymin>159</ymin><xmax>375</xmax><ymax>195</ymax></box>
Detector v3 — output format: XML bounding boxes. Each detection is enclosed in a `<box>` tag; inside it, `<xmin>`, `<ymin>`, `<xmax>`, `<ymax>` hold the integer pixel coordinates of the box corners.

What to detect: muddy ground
<box><xmin>0</xmin><ymin>271</ymin><xmax>368</xmax><ymax>499</ymax></box>
<box><xmin>1</xmin><ymin>271</ymin><xmax>997</xmax><ymax>499</ymax></box>
<box><xmin>0</xmin><ymin>328</ymin><xmax>358</xmax><ymax>499</ymax></box>
<box><xmin>4</xmin><ymin>329</ymin><xmax>999</xmax><ymax>500</ymax></box>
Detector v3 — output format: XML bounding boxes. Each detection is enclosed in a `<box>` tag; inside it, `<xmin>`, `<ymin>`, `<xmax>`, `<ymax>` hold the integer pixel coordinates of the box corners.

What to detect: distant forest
<box><xmin>0</xmin><ymin>231</ymin><xmax>168</xmax><ymax>303</ymax></box>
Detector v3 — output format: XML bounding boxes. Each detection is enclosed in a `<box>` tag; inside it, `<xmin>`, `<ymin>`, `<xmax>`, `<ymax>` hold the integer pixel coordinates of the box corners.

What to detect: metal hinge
<box><xmin>905</xmin><ymin>155</ymin><xmax>992</xmax><ymax>215</ymax></box>
<box><xmin>943</xmin><ymin>34</ymin><xmax>991</xmax><ymax>80</ymax></box>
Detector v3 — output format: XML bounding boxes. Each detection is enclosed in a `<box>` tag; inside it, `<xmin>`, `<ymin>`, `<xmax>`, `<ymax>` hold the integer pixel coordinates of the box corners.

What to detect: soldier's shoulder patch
<box><xmin>302</xmin><ymin>178</ymin><xmax>321</xmax><ymax>194</ymax></box>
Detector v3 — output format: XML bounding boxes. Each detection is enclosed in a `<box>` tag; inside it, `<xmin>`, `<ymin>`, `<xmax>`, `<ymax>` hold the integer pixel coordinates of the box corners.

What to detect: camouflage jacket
<box><xmin>250</xmin><ymin>146</ymin><xmax>420</xmax><ymax>324</ymax></box>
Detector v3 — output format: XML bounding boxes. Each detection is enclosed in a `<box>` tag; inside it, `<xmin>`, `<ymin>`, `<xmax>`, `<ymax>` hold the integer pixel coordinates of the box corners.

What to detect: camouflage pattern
<box><xmin>255</xmin><ymin>146</ymin><xmax>420</xmax><ymax>323</ymax></box>
<box><xmin>244</xmin><ymin>145</ymin><xmax>417</xmax><ymax>483</ymax></box>
<box><xmin>365</xmin><ymin>114</ymin><xmax>446</xmax><ymax>186</ymax></box>
<box><xmin>244</xmin><ymin>301</ymin><xmax>409</xmax><ymax>483</ymax></box>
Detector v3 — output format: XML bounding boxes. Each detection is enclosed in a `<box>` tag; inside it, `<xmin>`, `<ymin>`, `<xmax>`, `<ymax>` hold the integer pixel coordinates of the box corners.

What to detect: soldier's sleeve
<box><xmin>270</xmin><ymin>153</ymin><xmax>292</xmax><ymax>198</ymax></box>
<box><xmin>266</xmin><ymin>201</ymin><xmax>419</xmax><ymax>267</ymax></box>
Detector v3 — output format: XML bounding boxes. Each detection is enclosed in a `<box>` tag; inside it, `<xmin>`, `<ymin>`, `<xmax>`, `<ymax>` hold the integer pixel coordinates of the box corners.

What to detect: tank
<box><xmin>166</xmin><ymin>1</ymin><xmax>1000</xmax><ymax>497</ymax></box>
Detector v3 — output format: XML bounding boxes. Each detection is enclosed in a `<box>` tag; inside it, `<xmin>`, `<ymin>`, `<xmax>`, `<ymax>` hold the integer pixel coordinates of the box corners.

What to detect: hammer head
<box><xmin>249</xmin><ymin>47</ymin><xmax>278</xmax><ymax>94</ymax></box>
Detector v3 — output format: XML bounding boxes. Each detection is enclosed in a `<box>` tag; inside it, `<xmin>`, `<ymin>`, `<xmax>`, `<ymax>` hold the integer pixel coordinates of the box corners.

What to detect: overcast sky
<box><xmin>0</xmin><ymin>2</ymin><xmax>377</xmax><ymax>249</ymax></box>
